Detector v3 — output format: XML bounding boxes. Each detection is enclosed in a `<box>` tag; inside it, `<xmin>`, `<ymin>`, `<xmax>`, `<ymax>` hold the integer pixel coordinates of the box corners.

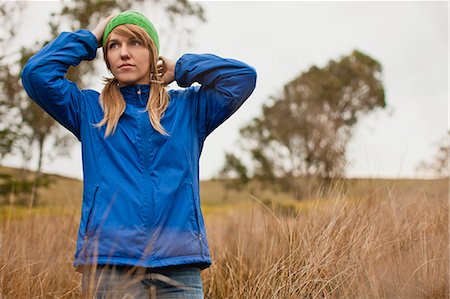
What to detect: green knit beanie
<box><xmin>102</xmin><ymin>11</ymin><xmax>160</xmax><ymax>54</ymax></box>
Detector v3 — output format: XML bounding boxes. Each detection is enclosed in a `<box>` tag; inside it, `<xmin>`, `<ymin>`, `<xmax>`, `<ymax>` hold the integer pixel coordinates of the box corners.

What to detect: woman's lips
<box><xmin>119</xmin><ymin>64</ymin><xmax>135</xmax><ymax>69</ymax></box>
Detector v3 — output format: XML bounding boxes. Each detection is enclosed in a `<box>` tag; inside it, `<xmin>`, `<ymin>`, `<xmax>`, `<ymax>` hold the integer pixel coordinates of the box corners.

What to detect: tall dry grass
<box><xmin>0</xmin><ymin>180</ymin><xmax>448</xmax><ymax>298</ymax></box>
<box><xmin>1</xmin><ymin>212</ymin><xmax>81</xmax><ymax>298</ymax></box>
<box><xmin>204</xmin><ymin>182</ymin><xmax>449</xmax><ymax>298</ymax></box>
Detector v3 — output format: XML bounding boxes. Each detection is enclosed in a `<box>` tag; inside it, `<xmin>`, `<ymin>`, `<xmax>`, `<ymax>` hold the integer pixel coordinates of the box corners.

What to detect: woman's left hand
<box><xmin>157</xmin><ymin>56</ymin><xmax>175</xmax><ymax>86</ymax></box>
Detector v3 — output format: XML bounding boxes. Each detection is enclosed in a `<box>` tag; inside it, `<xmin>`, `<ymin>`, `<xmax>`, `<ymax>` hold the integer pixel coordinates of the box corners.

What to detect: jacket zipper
<box><xmin>189</xmin><ymin>182</ymin><xmax>204</xmax><ymax>256</ymax></box>
<box><xmin>84</xmin><ymin>185</ymin><xmax>99</xmax><ymax>240</ymax></box>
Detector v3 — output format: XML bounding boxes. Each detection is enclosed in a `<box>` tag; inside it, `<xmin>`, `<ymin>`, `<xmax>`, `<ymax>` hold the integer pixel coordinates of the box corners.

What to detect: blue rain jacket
<box><xmin>21</xmin><ymin>30</ymin><xmax>256</xmax><ymax>269</ymax></box>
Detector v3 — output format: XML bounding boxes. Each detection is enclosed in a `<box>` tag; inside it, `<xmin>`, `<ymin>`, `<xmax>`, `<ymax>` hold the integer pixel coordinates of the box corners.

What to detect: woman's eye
<box><xmin>108</xmin><ymin>42</ymin><xmax>118</xmax><ymax>49</ymax></box>
<box><xmin>130</xmin><ymin>39</ymin><xmax>143</xmax><ymax>46</ymax></box>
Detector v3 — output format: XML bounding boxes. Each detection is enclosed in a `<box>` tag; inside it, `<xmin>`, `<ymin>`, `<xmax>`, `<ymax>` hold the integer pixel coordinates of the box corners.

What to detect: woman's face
<box><xmin>106</xmin><ymin>27</ymin><xmax>151</xmax><ymax>87</ymax></box>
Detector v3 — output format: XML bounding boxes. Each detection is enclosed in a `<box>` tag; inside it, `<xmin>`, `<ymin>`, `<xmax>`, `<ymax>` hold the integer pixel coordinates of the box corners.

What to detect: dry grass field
<box><xmin>0</xmin><ymin>167</ymin><xmax>448</xmax><ymax>298</ymax></box>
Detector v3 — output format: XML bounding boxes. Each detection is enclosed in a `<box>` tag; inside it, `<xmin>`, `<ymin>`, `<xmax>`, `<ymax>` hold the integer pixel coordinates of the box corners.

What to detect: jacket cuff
<box><xmin>174</xmin><ymin>54</ymin><xmax>191</xmax><ymax>88</ymax></box>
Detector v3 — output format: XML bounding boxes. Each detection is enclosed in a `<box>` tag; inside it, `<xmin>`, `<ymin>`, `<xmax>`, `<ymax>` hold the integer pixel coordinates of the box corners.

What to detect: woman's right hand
<box><xmin>91</xmin><ymin>14</ymin><xmax>116</xmax><ymax>48</ymax></box>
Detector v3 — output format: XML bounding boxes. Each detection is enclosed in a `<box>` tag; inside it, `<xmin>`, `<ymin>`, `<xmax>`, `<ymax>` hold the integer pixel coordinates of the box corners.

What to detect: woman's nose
<box><xmin>120</xmin><ymin>44</ymin><xmax>130</xmax><ymax>59</ymax></box>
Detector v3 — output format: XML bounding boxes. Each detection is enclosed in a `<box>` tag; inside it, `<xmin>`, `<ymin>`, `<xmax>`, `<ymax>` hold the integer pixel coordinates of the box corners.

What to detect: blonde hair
<box><xmin>97</xmin><ymin>24</ymin><xmax>170</xmax><ymax>137</ymax></box>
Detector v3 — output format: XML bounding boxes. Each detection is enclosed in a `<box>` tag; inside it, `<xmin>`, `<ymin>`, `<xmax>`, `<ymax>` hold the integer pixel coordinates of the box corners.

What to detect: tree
<box><xmin>218</xmin><ymin>152</ymin><xmax>250</xmax><ymax>199</ymax></box>
<box><xmin>222</xmin><ymin>50</ymin><xmax>386</xmax><ymax>197</ymax></box>
<box><xmin>0</xmin><ymin>2</ymin><xmax>39</xmax><ymax>204</ymax></box>
<box><xmin>0</xmin><ymin>2</ymin><xmax>26</xmax><ymax>161</ymax></box>
<box><xmin>416</xmin><ymin>131</ymin><xmax>449</xmax><ymax>179</ymax></box>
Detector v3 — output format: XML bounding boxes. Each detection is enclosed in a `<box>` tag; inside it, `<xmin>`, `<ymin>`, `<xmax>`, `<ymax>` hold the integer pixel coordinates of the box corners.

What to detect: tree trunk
<box><xmin>29</xmin><ymin>136</ymin><xmax>44</xmax><ymax>209</ymax></box>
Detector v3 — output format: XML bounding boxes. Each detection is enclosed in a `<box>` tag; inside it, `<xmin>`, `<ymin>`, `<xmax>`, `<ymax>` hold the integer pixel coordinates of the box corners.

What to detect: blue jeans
<box><xmin>81</xmin><ymin>265</ymin><xmax>204</xmax><ymax>299</ymax></box>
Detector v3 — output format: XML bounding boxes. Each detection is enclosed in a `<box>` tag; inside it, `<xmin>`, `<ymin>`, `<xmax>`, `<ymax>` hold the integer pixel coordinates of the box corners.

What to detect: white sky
<box><xmin>2</xmin><ymin>1</ymin><xmax>449</xmax><ymax>180</ymax></box>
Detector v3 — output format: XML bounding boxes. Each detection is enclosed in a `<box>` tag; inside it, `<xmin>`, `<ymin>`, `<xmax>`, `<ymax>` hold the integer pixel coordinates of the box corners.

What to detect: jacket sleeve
<box><xmin>21</xmin><ymin>29</ymin><xmax>98</xmax><ymax>140</ymax></box>
<box><xmin>174</xmin><ymin>54</ymin><xmax>257</xmax><ymax>140</ymax></box>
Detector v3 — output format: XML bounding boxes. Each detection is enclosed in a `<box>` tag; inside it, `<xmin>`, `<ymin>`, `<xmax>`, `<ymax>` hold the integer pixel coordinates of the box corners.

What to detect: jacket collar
<box><xmin>119</xmin><ymin>84</ymin><xmax>150</xmax><ymax>107</ymax></box>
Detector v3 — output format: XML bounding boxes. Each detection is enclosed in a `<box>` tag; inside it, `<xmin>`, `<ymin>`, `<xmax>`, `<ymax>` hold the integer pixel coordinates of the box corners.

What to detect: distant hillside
<box><xmin>0</xmin><ymin>166</ymin><xmax>82</xmax><ymax>207</ymax></box>
<box><xmin>1</xmin><ymin>166</ymin><xmax>447</xmax><ymax>209</ymax></box>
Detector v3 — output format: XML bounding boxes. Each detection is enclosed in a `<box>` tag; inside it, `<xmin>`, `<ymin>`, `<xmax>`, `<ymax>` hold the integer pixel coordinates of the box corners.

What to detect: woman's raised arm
<box><xmin>21</xmin><ymin>15</ymin><xmax>114</xmax><ymax>139</ymax></box>
<box><xmin>174</xmin><ymin>53</ymin><xmax>257</xmax><ymax>140</ymax></box>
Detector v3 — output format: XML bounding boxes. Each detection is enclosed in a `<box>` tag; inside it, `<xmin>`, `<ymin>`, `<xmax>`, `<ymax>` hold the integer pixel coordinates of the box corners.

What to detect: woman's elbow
<box><xmin>248</xmin><ymin>65</ymin><xmax>257</xmax><ymax>80</ymax></box>
<box><xmin>21</xmin><ymin>58</ymin><xmax>49</xmax><ymax>102</ymax></box>
<box><xmin>21</xmin><ymin>60</ymin><xmax>35</xmax><ymax>86</ymax></box>
<box><xmin>241</xmin><ymin>66</ymin><xmax>257</xmax><ymax>98</ymax></box>
<box><xmin>21</xmin><ymin>58</ymin><xmax>43</xmax><ymax>92</ymax></box>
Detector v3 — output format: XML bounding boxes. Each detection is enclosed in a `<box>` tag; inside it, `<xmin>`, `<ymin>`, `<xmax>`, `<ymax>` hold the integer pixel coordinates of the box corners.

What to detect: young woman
<box><xmin>21</xmin><ymin>11</ymin><xmax>256</xmax><ymax>298</ymax></box>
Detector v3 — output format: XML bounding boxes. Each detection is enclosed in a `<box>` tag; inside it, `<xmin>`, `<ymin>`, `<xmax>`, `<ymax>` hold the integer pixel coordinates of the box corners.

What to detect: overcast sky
<box><xmin>3</xmin><ymin>1</ymin><xmax>449</xmax><ymax>180</ymax></box>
